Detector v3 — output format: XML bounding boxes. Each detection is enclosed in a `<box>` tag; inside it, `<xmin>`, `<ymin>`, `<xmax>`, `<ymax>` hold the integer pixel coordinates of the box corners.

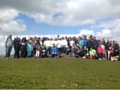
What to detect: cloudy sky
<box><xmin>0</xmin><ymin>0</ymin><xmax>120</xmax><ymax>55</ymax></box>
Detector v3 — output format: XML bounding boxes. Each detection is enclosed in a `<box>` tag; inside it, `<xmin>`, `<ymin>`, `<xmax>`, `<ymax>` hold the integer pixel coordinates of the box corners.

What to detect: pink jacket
<box><xmin>109</xmin><ymin>46</ymin><xmax>114</xmax><ymax>54</ymax></box>
<box><xmin>97</xmin><ymin>46</ymin><xmax>103</xmax><ymax>54</ymax></box>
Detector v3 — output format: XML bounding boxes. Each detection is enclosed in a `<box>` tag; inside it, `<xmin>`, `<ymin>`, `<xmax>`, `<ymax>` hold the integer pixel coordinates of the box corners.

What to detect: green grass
<box><xmin>0</xmin><ymin>56</ymin><xmax>120</xmax><ymax>89</ymax></box>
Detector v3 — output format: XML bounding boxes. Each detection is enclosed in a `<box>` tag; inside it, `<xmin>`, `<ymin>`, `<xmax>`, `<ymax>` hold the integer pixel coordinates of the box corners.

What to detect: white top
<box><xmin>52</xmin><ymin>40</ymin><xmax>59</xmax><ymax>47</ymax></box>
<box><xmin>70</xmin><ymin>40</ymin><xmax>75</xmax><ymax>47</ymax></box>
<box><xmin>44</xmin><ymin>40</ymin><xmax>52</xmax><ymax>47</ymax></box>
<box><xmin>57</xmin><ymin>40</ymin><xmax>67</xmax><ymax>48</ymax></box>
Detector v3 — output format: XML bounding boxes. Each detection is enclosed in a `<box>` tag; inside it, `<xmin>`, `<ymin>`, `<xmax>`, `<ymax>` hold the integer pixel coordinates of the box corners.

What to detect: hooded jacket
<box><xmin>5</xmin><ymin>38</ymin><xmax>13</xmax><ymax>47</ymax></box>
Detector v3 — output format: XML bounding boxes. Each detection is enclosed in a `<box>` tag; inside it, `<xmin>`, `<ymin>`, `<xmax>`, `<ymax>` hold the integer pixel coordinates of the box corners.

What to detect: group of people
<box><xmin>5</xmin><ymin>35</ymin><xmax>120</xmax><ymax>61</ymax></box>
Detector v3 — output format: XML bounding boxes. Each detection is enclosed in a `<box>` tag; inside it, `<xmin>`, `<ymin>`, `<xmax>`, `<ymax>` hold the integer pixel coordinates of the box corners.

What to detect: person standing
<box><xmin>87</xmin><ymin>36</ymin><xmax>94</xmax><ymax>51</ymax></box>
<box><xmin>5</xmin><ymin>35</ymin><xmax>13</xmax><ymax>59</ymax></box>
<box><xmin>44</xmin><ymin>38</ymin><xmax>52</xmax><ymax>55</ymax></box>
<box><xmin>13</xmin><ymin>37</ymin><xmax>21</xmax><ymax>58</ymax></box>
<box><xmin>35</xmin><ymin>44</ymin><xmax>41</xmax><ymax>58</ymax></box>
<box><xmin>78</xmin><ymin>37</ymin><xmax>84</xmax><ymax>48</ymax></box>
<box><xmin>93</xmin><ymin>37</ymin><xmax>99</xmax><ymax>52</ymax></box>
<box><xmin>20</xmin><ymin>37</ymin><xmax>27</xmax><ymax>58</ymax></box>
<box><xmin>113</xmin><ymin>41</ymin><xmax>119</xmax><ymax>57</ymax></box>
<box><xmin>27</xmin><ymin>40</ymin><xmax>33</xmax><ymax>58</ymax></box>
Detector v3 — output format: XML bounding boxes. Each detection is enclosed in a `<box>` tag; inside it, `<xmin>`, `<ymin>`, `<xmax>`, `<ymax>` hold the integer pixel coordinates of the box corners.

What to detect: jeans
<box><xmin>46</xmin><ymin>47</ymin><xmax>51</xmax><ymax>54</ymax></box>
<box><xmin>5</xmin><ymin>47</ymin><xmax>12</xmax><ymax>58</ymax></box>
<box><xmin>57</xmin><ymin>48</ymin><xmax>62</xmax><ymax>57</ymax></box>
<box><xmin>27</xmin><ymin>51</ymin><xmax>32</xmax><ymax>57</ymax></box>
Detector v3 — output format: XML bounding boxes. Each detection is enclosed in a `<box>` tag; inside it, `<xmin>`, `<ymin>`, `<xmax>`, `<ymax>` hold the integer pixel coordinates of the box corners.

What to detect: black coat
<box><xmin>87</xmin><ymin>40</ymin><xmax>94</xmax><ymax>49</ymax></box>
<box><xmin>93</xmin><ymin>40</ymin><xmax>99</xmax><ymax>49</ymax></box>
<box><xmin>14</xmin><ymin>39</ymin><xmax>21</xmax><ymax>50</ymax></box>
<box><xmin>114</xmin><ymin>44</ymin><xmax>119</xmax><ymax>56</ymax></box>
<box><xmin>105</xmin><ymin>42</ymin><xmax>111</xmax><ymax>50</ymax></box>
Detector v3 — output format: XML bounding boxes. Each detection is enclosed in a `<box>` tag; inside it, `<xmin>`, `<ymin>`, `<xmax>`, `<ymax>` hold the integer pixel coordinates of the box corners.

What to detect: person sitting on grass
<box><xmin>71</xmin><ymin>43</ymin><xmax>78</xmax><ymax>56</ymax></box>
<box><xmin>27</xmin><ymin>40</ymin><xmax>33</xmax><ymax>58</ymax></box>
<box><xmin>79</xmin><ymin>46</ymin><xmax>85</xmax><ymax>58</ymax></box>
<box><xmin>65</xmin><ymin>45</ymin><xmax>71</xmax><ymax>55</ymax></box>
<box><xmin>50</xmin><ymin>44</ymin><xmax>58</xmax><ymax>58</ymax></box>
<box><xmin>89</xmin><ymin>47</ymin><xmax>97</xmax><ymax>60</ymax></box>
<box><xmin>41</xmin><ymin>44</ymin><xmax>47</xmax><ymax>58</ymax></box>
<box><xmin>75</xmin><ymin>46</ymin><xmax>84</xmax><ymax>58</ymax></box>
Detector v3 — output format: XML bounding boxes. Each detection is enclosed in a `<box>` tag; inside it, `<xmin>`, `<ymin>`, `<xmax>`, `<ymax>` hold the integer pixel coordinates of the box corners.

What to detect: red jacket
<box><xmin>97</xmin><ymin>46</ymin><xmax>103</xmax><ymax>54</ymax></box>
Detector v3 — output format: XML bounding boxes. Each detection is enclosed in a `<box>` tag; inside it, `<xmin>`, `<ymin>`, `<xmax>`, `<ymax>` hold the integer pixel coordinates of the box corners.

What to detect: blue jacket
<box><xmin>83</xmin><ymin>39</ymin><xmax>88</xmax><ymax>47</ymax></box>
<box><xmin>27</xmin><ymin>43</ymin><xmax>33</xmax><ymax>52</ymax></box>
<box><xmin>51</xmin><ymin>46</ymin><xmax>58</xmax><ymax>53</ymax></box>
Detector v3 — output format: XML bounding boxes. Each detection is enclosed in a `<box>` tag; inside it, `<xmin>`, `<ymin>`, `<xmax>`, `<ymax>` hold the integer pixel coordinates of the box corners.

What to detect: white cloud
<box><xmin>96</xmin><ymin>29</ymin><xmax>113</xmax><ymax>39</ymax></box>
<box><xmin>112</xmin><ymin>24</ymin><xmax>120</xmax><ymax>36</ymax></box>
<box><xmin>0</xmin><ymin>9</ymin><xmax>18</xmax><ymax>22</ymax></box>
<box><xmin>0</xmin><ymin>8</ymin><xmax>26</xmax><ymax>34</ymax></box>
<box><xmin>0</xmin><ymin>0</ymin><xmax>120</xmax><ymax>26</ymax></box>
<box><xmin>0</xmin><ymin>21</ymin><xmax>26</xmax><ymax>34</ymax></box>
<box><xmin>78</xmin><ymin>29</ymin><xmax>95</xmax><ymax>36</ymax></box>
<box><xmin>77</xmin><ymin>29</ymin><xmax>119</xmax><ymax>40</ymax></box>
<box><xmin>90</xmin><ymin>18</ymin><xmax>120</xmax><ymax>29</ymax></box>
<box><xmin>29</xmin><ymin>0</ymin><xmax>120</xmax><ymax>26</ymax></box>
<box><xmin>0</xmin><ymin>35</ymin><xmax>6</xmax><ymax>55</ymax></box>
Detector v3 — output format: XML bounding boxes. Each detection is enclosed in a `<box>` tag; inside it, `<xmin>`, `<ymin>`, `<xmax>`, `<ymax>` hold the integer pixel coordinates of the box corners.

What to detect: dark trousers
<box><xmin>21</xmin><ymin>49</ymin><xmax>27</xmax><ymax>58</ymax></box>
<box><xmin>51</xmin><ymin>54</ymin><xmax>57</xmax><ymax>58</ymax></box>
<box><xmin>98</xmin><ymin>53</ymin><xmax>103</xmax><ymax>58</ymax></box>
<box><xmin>14</xmin><ymin>48</ymin><xmax>20</xmax><ymax>58</ymax></box>
<box><xmin>114</xmin><ymin>51</ymin><xmax>119</xmax><ymax>56</ymax></box>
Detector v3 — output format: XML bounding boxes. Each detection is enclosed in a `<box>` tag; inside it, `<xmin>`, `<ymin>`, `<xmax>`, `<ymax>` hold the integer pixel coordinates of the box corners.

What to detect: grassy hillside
<box><xmin>0</xmin><ymin>56</ymin><xmax>120</xmax><ymax>89</ymax></box>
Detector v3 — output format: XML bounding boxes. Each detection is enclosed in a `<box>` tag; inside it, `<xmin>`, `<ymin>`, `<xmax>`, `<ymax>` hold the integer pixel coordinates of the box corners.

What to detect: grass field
<box><xmin>0</xmin><ymin>56</ymin><xmax>120</xmax><ymax>89</ymax></box>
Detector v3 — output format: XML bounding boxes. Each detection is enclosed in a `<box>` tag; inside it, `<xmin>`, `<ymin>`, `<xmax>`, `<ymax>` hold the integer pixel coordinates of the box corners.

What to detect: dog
<box><xmin>111</xmin><ymin>56</ymin><xmax>119</xmax><ymax>61</ymax></box>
